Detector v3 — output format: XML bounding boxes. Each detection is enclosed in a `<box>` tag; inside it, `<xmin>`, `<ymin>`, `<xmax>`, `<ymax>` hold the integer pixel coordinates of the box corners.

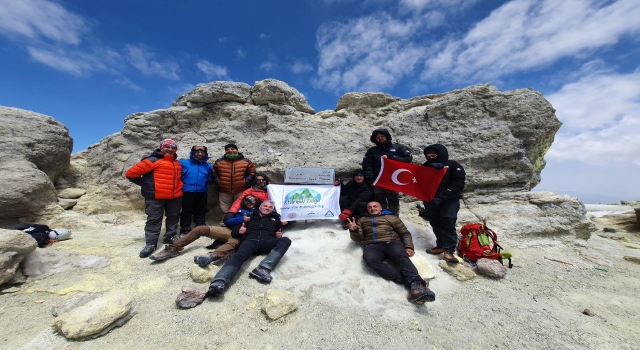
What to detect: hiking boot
<box><xmin>409</xmin><ymin>280</ymin><xmax>436</xmax><ymax>304</ymax></box>
<box><xmin>193</xmin><ymin>253</ymin><xmax>219</xmax><ymax>268</ymax></box>
<box><xmin>426</xmin><ymin>247</ymin><xmax>444</xmax><ymax>255</ymax></box>
<box><xmin>443</xmin><ymin>252</ymin><xmax>459</xmax><ymax>264</ymax></box>
<box><xmin>207</xmin><ymin>280</ymin><xmax>226</xmax><ymax>297</ymax></box>
<box><xmin>162</xmin><ymin>235</ymin><xmax>177</xmax><ymax>244</ymax></box>
<box><xmin>139</xmin><ymin>244</ymin><xmax>156</xmax><ymax>258</ymax></box>
<box><xmin>249</xmin><ymin>266</ymin><xmax>272</xmax><ymax>283</ymax></box>
<box><xmin>149</xmin><ymin>245</ymin><xmax>180</xmax><ymax>261</ymax></box>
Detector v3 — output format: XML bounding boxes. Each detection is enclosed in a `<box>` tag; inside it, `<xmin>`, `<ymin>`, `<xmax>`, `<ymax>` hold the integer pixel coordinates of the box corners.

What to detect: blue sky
<box><xmin>1</xmin><ymin>0</ymin><xmax>639</xmax><ymax>203</ymax></box>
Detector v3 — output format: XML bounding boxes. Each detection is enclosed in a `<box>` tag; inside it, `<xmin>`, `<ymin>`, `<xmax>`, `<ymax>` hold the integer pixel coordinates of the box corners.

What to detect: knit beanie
<box><xmin>160</xmin><ymin>139</ymin><xmax>178</xmax><ymax>150</ymax></box>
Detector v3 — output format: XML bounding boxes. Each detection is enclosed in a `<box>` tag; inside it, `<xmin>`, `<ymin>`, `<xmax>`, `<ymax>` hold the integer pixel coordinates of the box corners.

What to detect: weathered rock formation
<box><xmin>0</xmin><ymin>228</ymin><xmax>37</xmax><ymax>285</ymax></box>
<box><xmin>1</xmin><ymin>79</ymin><xmax>594</xmax><ymax>239</ymax></box>
<box><xmin>0</xmin><ymin>107</ymin><xmax>73</xmax><ymax>219</ymax></box>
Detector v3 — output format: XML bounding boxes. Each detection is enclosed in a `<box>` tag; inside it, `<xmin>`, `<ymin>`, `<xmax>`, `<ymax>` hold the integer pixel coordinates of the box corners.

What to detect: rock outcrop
<box><xmin>0</xmin><ymin>106</ymin><xmax>73</xmax><ymax>219</ymax></box>
<box><xmin>1</xmin><ymin>79</ymin><xmax>594</xmax><ymax>238</ymax></box>
<box><xmin>0</xmin><ymin>228</ymin><xmax>37</xmax><ymax>285</ymax></box>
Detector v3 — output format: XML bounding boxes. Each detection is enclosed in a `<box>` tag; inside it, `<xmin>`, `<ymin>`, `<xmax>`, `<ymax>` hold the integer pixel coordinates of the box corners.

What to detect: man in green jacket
<box><xmin>348</xmin><ymin>201</ymin><xmax>435</xmax><ymax>303</ymax></box>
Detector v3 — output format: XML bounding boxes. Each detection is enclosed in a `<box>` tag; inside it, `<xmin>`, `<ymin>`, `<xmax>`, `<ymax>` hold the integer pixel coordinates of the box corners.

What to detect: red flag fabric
<box><xmin>373</xmin><ymin>158</ymin><xmax>447</xmax><ymax>202</ymax></box>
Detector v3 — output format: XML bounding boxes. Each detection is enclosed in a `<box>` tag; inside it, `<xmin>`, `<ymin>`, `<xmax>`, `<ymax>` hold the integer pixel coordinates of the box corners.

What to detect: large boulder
<box><xmin>55</xmin><ymin>80</ymin><xmax>591</xmax><ymax>238</ymax></box>
<box><xmin>0</xmin><ymin>107</ymin><xmax>73</xmax><ymax>219</ymax></box>
<box><xmin>173</xmin><ymin>81</ymin><xmax>251</xmax><ymax>107</ymax></box>
<box><xmin>0</xmin><ymin>107</ymin><xmax>72</xmax><ymax>180</ymax></box>
<box><xmin>0</xmin><ymin>228</ymin><xmax>37</xmax><ymax>285</ymax></box>
<box><xmin>0</xmin><ymin>159</ymin><xmax>58</xmax><ymax>219</ymax></box>
<box><xmin>251</xmin><ymin>79</ymin><xmax>316</xmax><ymax>114</ymax></box>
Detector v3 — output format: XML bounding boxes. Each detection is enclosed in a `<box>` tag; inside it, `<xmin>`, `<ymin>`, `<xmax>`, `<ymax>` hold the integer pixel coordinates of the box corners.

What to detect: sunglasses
<box><xmin>163</xmin><ymin>144</ymin><xmax>177</xmax><ymax>149</ymax></box>
<box><xmin>243</xmin><ymin>198</ymin><xmax>256</xmax><ymax>203</ymax></box>
<box><xmin>193</xmin><ymin>148</ymin><xmax>206</xmax><ymax>152</ymax></box>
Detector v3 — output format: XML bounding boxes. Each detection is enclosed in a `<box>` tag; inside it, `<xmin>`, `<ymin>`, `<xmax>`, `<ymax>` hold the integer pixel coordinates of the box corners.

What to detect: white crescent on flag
<box><xmin>391</xmin><ymin>169</ymin><xmax>412</xmax><ymax>185</ymax></box>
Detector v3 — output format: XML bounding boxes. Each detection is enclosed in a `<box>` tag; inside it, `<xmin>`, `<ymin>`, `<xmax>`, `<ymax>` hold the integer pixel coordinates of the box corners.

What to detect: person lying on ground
<box><xmin>348</xmin><ymin>201</ymin><xmax>435</xmax><ymax>304</ymax></box>
<box><xmin>207</xmin><ymin>200</ymin><xmax>291</xmax><ymax>297</ymax></box>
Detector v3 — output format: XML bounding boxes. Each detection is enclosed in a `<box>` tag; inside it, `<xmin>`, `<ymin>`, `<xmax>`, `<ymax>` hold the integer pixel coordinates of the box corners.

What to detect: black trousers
<box><xmin>362</xmin><ymin>241</ymin><xmax>421</xmax><ymax>287</ymax></box>
<box><xmin>423</xmin><ymin>198</ymin><xmax>460</xmax><ymax>253</ymax></box>
<box><xmin>144</xmin><ymin>197</ymin><xmax>182</xmax><ymax>245</ymax></box>
<box><xmin>179</xmin><ymin>192</ymin><xmax>208</xmax><ymax>233</ymax></box>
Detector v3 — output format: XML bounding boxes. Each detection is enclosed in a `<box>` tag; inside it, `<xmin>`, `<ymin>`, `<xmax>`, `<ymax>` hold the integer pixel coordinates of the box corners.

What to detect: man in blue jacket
<box><xmin>178</xmin><ymin>145</ymin><xmax>213</xmax><ymax>238</ymax></box>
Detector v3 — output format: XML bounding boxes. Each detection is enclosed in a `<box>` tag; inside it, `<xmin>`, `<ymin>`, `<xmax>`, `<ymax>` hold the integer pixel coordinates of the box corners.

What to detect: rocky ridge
<box><xmin>48</xmin><ymin>79</ymin><xmax>592</xmax><ymax>239</ymax></box>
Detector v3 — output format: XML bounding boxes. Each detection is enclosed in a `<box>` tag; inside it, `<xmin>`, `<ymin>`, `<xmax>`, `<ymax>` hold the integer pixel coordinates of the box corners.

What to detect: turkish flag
<box><xmin>373</xmin><ymin>158</ymin><xmax>447</xmax><ymax>202</ymax></box>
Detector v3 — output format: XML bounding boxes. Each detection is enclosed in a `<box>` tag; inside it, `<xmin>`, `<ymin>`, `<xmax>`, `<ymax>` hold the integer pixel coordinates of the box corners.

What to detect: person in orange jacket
<box><xmin>126</xmin><ymin>139</ymin><xmax>183</xmax><ymax>258</ymax></box>
<box><xmin>212</xmin><ymin>144</ymin><xmax>256</xmax><ymax>216</ymax></box>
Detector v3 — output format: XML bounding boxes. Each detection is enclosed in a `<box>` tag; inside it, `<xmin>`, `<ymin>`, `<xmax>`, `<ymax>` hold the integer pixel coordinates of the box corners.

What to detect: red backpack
<box><xmin>457</xmin><ymin>220</ymin><xmax>512</xmax><ymax>268</ymax></box>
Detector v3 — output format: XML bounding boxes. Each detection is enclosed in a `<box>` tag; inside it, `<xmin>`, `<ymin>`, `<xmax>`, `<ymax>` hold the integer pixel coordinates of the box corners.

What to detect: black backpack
<box><xmin>10</xmin><ymin>223</ymin><xmax>52</xmax><ymax>248</ymax></box>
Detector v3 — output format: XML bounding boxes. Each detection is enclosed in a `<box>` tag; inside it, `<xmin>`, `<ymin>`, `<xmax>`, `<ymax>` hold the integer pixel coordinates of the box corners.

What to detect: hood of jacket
<box><xmin>369</xmin><ymin>128</ymin><xmax>392</xmax><ymax>146</ymax></box>
<box><xmin>423</xmin><ymin>144</ymin><xmax>449</xmax><ymax>164</ymax></box>
<box><xmin>351</xmin><ymin>169</ymin><xmax>365</xmax><ymax>182</ymax></box>
<box><xmin>189</xmin><ymin>150</ymin><xmax>210</xmax><ymax>162</ymax></box>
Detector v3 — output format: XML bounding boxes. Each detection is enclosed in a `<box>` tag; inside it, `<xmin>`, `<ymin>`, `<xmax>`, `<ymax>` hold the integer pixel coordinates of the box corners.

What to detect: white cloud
<box><xmin>236</xmin><ymin>48</ymin><xmax>246</xmax><ymax>59</ymax></box>
<box><xmin>0</xmin><ymin>0</ymin><xmax>88</xmax><ymax>44</ymax></box>
<box><xmin>289</xmin><ymin>59</ymin><xmax>314</xmax><ymax>74</ymax></box>
<box><xmin>399</xmin><ymin>0</ymin><xmax>476</xmax><ymax>12</ymax></box>
<box><xmin>422</xmin><ymin>0</ymin><xmax>640</xmax><ymax>83</ymax></box>
<box><xmin>546</xmin><ymin>70</ymin><xmax>640</xmax><ymax>166</ymax></box>
<box><xmin>259</xmin><ymin>33</ymin><xmax>271</xmax><ymax>39</ymax></box>
<box><xmin>116</xmin><ymin>77</ymin><xmax>144</xmax><ymax>92</ymax></box>
<box><xmin>218</xmin><ymin>37</ymin><xmax>227</xmax><ymax>44</ymax></box>
<box><xmin>26</xmin><ymin>46</ymin><xmax>122</xmax><ymax>76</ymax></box>
<box><xmin>259</xmin><ymin>61</ymin><xmax>278</xmax><ymax>72</ymax></box>
<box><xmin>196</xmin><ymin>59</ymin><xmax>229</xmax><ymax>80</ymax></box>
<box><xmin>315</xmin><ymin>12</ymin><xmax>427</xmax><ymax>92</ymax></box>
<box><xmin>124</xmin><ymin>44</ymin><xmax>180</xmax><ymax>80</ymax></box>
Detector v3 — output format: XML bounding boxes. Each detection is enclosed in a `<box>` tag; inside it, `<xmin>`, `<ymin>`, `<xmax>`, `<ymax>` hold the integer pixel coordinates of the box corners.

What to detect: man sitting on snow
<box><xmin>348</xmin><ymin>201</ymin><xmax>435</xmax><ymax>304</ymax></box>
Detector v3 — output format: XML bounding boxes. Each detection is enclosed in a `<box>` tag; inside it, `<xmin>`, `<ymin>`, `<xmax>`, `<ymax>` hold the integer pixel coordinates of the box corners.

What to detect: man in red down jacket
<box><xmin>126</xmin><ymin>139</ymin><xmax>184</xmax><ymax>258</ymax></box>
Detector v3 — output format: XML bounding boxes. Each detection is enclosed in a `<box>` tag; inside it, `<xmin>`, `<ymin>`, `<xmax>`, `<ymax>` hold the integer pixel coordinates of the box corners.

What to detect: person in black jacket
<box><xmin>337</xmin><ymin>169</ymin><xmax>374</xmax><ymax>226</ymax></box>
<box><xmin>362</xmin><ymin>128</ymin><xmax>412</xmax><ymax>216</ymax></box>
<box><xmin>207</xmin><ymin>200</ymin><xmax>291</xmax><ymax>297</ymax></box>
<box><xmin>419</xmin><ymin>144</ymin><xmax>466</xmax><ymax>263</ymax></box>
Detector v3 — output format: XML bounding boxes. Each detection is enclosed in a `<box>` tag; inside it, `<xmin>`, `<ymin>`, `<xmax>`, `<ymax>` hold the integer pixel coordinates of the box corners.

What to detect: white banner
<box><xmin>267</xmin><ymin>185</ymin><xmax>341</xmax><ymax>221</ymax></box>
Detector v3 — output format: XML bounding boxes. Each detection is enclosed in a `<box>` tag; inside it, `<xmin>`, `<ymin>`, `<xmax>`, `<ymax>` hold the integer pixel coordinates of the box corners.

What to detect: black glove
<box><xmin>426</xmin><ymin>197</ymin><xmax>443</xmax><ymax>209</ymax></box>
<box><xmin>440</xmin><ymin>188</ymin><xmax>455</xmax><ymax>199</ymax></box>
<box><xmin>428</xmin><ymin>162</ymin><xmax>444</xmax><ymax>170</ymax></box>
